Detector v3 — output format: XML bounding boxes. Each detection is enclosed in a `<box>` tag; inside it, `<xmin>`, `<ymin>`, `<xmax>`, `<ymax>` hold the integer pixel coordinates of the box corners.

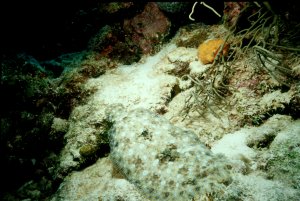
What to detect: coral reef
<box><xmin>2</xmin><ymin>1</ymin><xmax>300</xmax><ymax>200</ymax></box>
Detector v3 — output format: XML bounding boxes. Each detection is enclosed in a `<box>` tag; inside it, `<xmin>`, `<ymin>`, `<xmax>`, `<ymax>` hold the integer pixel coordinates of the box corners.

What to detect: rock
<box><xmin>50</xmin><ymin>157</ymin><xmax>147</xmax><ymax>201</ymax></box>
<box><xmin>123</xmin><ymin>2</ymin><xmax>171</xmax><ymax>55</ymax></box>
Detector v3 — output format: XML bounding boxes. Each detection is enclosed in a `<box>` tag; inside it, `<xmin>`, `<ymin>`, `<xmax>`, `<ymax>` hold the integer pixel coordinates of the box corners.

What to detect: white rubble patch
<box><xmin>166</xmin><ymin>46</ymin><xmax>197</xmax><ymax>63</ymax></box>
<box><xmin>261</xmin><ymin>117</ymin><xmax>300</xmax><ymax>189</ymax></box>
<box><xmin>85</xmin><ymin>43</ymin><xmax>178</xmax><ymax>111</ymax></box>
<box><xmin>211</xmin><ymin>127</ymin><xmax>257</xmax><ymax>173</ymax></box>
<box><xmin>223</xmin><ymin>174</ymin><xmax>300</xmax><ymax>201</ymax></box>
<box><xmin>211</xmin><ymin>115</ymin><xmax>293</xmax><ymax>173</ymax></box>
<box><xmin>164</xmin><ymin>84</ymin><xmax>232</xmax><ymax>147</ymax></box>
<box><xmin>149</xmin><ymin>47</ymin><xmax>232</xmax><ymax>146</ymax></box>
<box><xmin>153</xmin><ymin>46</ymin><xmax>208</xmax><ymax>76</ymax></box>
<box><xmin>101</xmin><ymin>179</ymin><xmax>148</xmax><ymax>201</ymax></box>
<box><xmin>211</xmin><ymin>115</ymin><xmax>300</xmax><ymax>200</ymax></box>
<box><xmin>51</xmin><ymin>157</ymin><xmax>148</xmax><ymax>201</ymax></box>
<box><xmin>189</xmin><ymin>60</ymin><xmax>209</xmax><ymax>75</ymax></box>
<box><xmin>246</xmin><ymin>114</ymin><xmax>293</xmax><ymax>148</ymax></box>
<box><xmin>270</xmin><ymin>117</ymin><xmax>299</xmax><ymax>146</ymax></box>
<box><xmin>56</xmin><ymin>44</ymin><xmax>181</xmax><ymax>174</ymax></box>
<box><xmin>211</xmin><ymin>128</ymin><xmax>256</xmax><ymax>159</ymax></box>
<box><xmin>259</xmin><ymin>90</ymin><xmax>292</xmax><ymax>111</ymax></box>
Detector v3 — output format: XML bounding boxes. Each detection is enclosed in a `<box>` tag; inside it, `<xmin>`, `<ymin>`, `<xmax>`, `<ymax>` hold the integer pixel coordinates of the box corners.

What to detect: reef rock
<box><xmin>106</xmin><ymin>105</ymin><xmax>232</xmax><ymax>200</ymax></box>
<box><xmin>123</xmin><ymin>2</ymin><xmax>171</xmax><ymax>54</ymax></box>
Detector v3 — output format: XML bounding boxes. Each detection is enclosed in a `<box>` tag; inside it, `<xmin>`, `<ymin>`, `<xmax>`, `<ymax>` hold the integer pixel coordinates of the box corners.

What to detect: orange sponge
<box><xmin>198</xmin><ymin>39</ymin><xmax>229</xmax><ymax>64</ymax></box>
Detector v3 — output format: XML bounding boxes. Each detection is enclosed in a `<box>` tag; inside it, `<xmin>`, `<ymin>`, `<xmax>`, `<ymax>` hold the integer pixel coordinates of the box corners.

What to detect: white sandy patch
<box><xmin>85</xmin><ymin>44</ymin><xmax>177</xmax><ymax>111</ymax></box>
<box><xmin>211</xmin><ymin>127</ymin><xmax>257</xmax><ymax>173</ymax></box>
<box><xmin>211</xmin><ymin>127</ymin><xmax>256</xmax><ymax>160</ymax></box>
<box><xmin>226</xmin><ymin>174</ymin><xmax>299</xmax><ymax>201</ymax></box>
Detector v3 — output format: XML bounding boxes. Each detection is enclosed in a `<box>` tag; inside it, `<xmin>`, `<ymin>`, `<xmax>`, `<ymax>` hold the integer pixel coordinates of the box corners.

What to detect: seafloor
<box><xmin>1</xmin><ymin>3</ymin><xmax>300</xmax><ymax>201</ymax></box>
<box><xmin>48</xmin><ymin>24</ymin><xmax>300</xmax><ymax>201</ymax></box>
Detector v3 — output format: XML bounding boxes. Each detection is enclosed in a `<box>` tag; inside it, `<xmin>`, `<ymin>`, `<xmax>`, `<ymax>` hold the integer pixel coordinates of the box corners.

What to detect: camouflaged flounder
<box><xmin>106</xmin><ymin>105</ymin><xmax>232</xmax><ymax>200</ymax></box>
